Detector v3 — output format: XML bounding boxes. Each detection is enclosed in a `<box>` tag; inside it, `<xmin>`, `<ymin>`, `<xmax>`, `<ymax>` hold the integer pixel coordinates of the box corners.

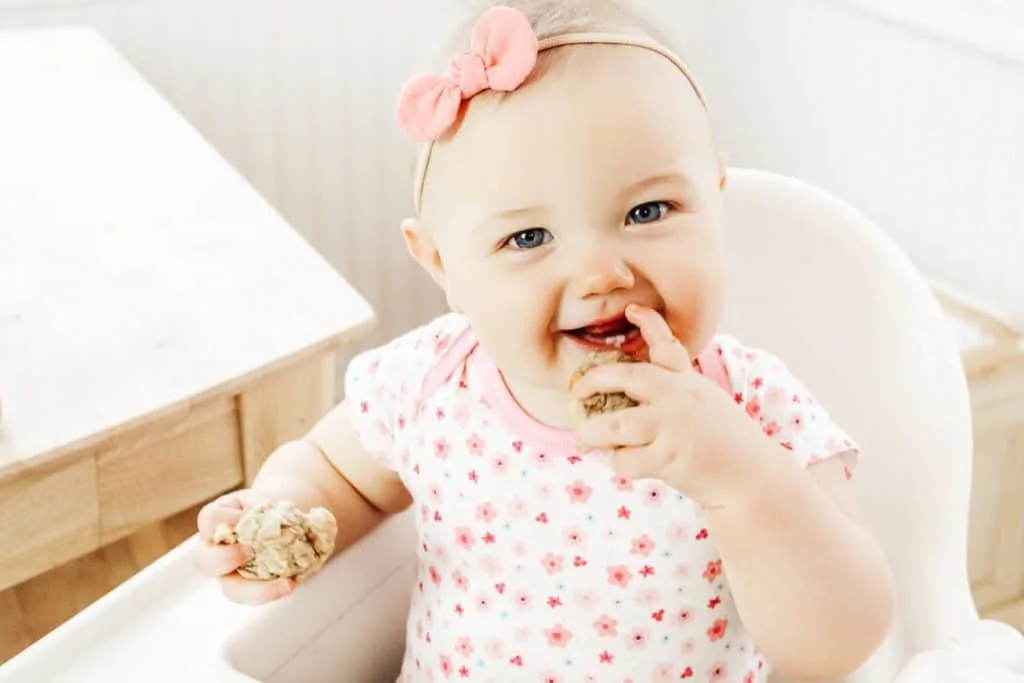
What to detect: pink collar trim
<box><xmin>469</xmin><ymin>345</ymin><xmax>579</xmax><ymax>457</ymax></box>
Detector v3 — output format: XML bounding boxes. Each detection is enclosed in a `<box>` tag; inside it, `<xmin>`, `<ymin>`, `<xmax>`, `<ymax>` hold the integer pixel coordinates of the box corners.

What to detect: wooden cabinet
<box><xmin>937</xmin><ymin>285</ymin><xmax>1024</xmax><ymax>631</ymax></box>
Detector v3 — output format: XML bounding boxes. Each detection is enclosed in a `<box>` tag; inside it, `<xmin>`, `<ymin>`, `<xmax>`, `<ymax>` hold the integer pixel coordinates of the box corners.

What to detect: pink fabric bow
<box><xmin>396</xmin><ymin>7</ymin><xmax>539</xmax><ymax>142</ymax></box>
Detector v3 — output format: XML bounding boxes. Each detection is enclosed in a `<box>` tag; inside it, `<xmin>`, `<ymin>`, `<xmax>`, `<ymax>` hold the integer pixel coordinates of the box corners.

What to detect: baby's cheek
<box><xmin>666</xmin><ymin>299</ymin><xmax>719</xmax><ymax>354</ymax></box>
<box><xmin>670</xmin><ymin>257</ymin><xmax>725</xmax><ymax>347</ymax></box>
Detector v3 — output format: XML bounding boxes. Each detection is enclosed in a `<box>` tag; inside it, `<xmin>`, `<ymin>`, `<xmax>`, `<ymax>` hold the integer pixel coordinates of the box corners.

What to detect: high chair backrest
<box><xmin>718</xmin><ymin>168</ymin><xmax>978</xmax><ymax>681</ymax></box>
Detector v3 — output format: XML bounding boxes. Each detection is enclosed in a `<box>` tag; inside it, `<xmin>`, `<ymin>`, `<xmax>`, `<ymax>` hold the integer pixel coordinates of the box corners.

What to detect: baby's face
<box><xmin>413</xmin><ymin>44</ymin><xmax>726</xmax><ymax>398</ymax></box>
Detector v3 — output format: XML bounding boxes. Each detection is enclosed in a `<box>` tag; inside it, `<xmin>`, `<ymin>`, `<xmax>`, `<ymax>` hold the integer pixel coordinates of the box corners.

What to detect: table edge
<box><xmin>0</xmin><ymin>314</ymin><xmax>375</xmax><ymax>481</ymax></box>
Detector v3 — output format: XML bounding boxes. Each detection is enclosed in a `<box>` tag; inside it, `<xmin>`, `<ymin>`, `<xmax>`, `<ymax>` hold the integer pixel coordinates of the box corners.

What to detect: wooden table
<box><xmin>0</xmin><ymin>25</ymin><xmax>374</xmax><ymax>630</ymax></box>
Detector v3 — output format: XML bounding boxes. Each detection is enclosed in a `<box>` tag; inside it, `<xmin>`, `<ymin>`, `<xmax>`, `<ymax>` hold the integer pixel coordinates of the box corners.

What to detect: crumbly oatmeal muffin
<box><xmin>568</xmin><ymin>350</ymin><xmax>640</xmax><ymax>427</ymax></box>
<box><xmin>214</xmin><ymin>500</ymin><xmax>337</xmax><ymax>582</ymax></box>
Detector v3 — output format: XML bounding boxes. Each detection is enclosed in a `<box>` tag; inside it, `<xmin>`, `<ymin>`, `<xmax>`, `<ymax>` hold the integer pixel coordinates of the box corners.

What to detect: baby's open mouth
<box><xmin>565</xmin><ymin>316</ymin><xmax>645</xmax><ymax>355</ymax></box>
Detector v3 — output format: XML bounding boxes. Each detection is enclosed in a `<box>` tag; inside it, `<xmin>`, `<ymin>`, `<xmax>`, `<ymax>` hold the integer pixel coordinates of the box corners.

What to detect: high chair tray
<box><xmin>0</xmin><ymin>512</ymin><xmax>418</xmax><ymax>683</ymax></box>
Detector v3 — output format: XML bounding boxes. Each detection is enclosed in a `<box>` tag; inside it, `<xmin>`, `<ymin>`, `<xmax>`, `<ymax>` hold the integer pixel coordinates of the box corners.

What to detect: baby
<box><xmin>196</xmin><ymin>1</ymin><xmax>896</xmax><ymax>681</ymax></box>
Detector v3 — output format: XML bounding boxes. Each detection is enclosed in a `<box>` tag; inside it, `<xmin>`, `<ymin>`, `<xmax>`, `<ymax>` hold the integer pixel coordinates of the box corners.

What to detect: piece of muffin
<box><xmin>213</xmin><ymin>501</ymin><xmax>337</xmax><ymax>583</ymax></box>
<box><xmin>568</xmin><ymin>350</ymin><xmax>640</xmax><ymax>427</ymax></box>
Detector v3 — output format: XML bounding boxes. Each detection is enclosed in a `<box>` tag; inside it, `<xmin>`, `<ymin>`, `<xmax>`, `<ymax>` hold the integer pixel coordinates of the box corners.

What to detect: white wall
<box><xmin>669</xmin><ymin>0</ymin><xmax>1024</xmax><ymax>323</ymax></box>
<box><xmin>1</xmin><ymin>0</ymin><xmax>1020</xmax><ymax>383</ymax></box>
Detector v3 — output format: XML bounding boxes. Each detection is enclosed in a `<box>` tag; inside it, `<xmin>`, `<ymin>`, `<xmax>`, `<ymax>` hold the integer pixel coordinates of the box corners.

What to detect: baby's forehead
<box><xmin>419</xmin><ymin>44</ymin><xmax>715</xmax><ymax>217</ymax></box>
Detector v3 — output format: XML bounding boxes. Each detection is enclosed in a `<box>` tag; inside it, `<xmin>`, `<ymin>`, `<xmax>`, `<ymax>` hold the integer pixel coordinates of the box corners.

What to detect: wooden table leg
<box><xmin>237</xmin><ymin>353</ymin><xmax>336</xmax><ymax>486</ymax></box>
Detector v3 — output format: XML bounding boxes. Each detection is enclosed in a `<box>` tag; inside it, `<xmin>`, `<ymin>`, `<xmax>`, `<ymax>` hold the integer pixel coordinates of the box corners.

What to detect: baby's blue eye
<box><xmin>627</xmin><ymin>201</ymin><xmax>671</xmax><ymax>225</ymax></box>
<box><xmin>505</xmin><ymin>228</ymin><xmax>552</xmax><ymax>250</ymax></box>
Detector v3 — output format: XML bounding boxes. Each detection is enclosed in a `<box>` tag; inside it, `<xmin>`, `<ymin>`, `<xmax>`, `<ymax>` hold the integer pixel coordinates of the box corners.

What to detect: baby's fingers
<box><xmin>577</xmin><ymin>406</ymin><xmax>657</xmax><ymax>451</ymax></box>
<box><xmin>625</xmin><ymin>305</ymin><xmax>690</xmax><ymax>371</ymax></box>
<box><xmin>196</xmin><ymin>504</ymin><xmax>244</xmax><ymax>542</ymax></box>
<box><xmin>219</xmin><ymin>575</ymin><xmax>294</xmax><ymax>606</ymax></box>
<box><xmin>196</xmin><ymin>488</ymin><xmax>271</xmax><ymax>541</ymax></box>
<box><xmin>194</xmin><ymin>541</ymin><xmax>252</xmax><ymax>578</ymax></box>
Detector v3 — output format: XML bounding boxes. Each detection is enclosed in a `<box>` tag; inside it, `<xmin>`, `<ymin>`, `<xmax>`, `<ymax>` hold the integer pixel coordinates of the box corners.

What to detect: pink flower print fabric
<box><xmin>708</xmin><ymin>334</ymin><xmax>859</xmax><ymax>477</ymax></box>
<box><xmin>344</xmin><ymin>315</ymin><xmax>859</xmax><ymax>682</ymax></box>
<box><xmin>344</xmin><ymin>313</ymin><xmax>470</xmax><ymax>466</ymax></box>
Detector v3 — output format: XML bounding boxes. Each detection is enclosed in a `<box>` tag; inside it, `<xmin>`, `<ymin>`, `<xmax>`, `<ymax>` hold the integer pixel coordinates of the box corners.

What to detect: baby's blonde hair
<box><xmin>436</xmin><ymin>0</ymin><xmax>674</xmax><ymax>69</ymax></box>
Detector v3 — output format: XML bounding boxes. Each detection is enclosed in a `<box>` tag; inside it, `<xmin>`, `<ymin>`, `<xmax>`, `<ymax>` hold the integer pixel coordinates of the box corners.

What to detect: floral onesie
<box><xmin>344</xmin><ymin>313</ymin><xmax>858</xmax><ymax>683</ymax></box>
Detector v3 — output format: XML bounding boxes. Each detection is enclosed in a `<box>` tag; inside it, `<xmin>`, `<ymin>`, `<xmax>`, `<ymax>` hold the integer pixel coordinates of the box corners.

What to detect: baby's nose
<box><xmin>569</xmin><ymin>246</ymin><xmax>635</xmax><ymax>298</ymax></box>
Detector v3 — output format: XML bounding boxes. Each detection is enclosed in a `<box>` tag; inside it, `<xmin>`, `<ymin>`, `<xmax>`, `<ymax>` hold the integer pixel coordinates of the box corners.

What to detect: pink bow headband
<box><xmin>397</xmin><ymin>6</ymin><xmax>708</xmax><ymax>212</ymax></box>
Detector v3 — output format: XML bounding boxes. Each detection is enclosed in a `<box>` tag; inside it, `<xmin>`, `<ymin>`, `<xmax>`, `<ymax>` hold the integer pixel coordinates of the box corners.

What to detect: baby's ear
<box><xmin>401</xmin><ymin>217</ymin><xmax>447</xmax><ymax>290</ymax></box>
<box><xmin>717</xmin><ymin>151</ymin><xmax>730</xmax><ymax>191</ymax></box>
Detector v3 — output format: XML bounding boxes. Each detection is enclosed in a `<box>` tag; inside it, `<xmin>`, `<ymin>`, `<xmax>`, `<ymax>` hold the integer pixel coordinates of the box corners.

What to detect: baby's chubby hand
<box><xmin>571</xmin><ymin>305</ymin><xmax>769</xmax><ymax>507</ymax></box>
<box><xmin>194</xmin><ymin>489</ymin><xmax>296</xmax><ymax>605</ymax></box>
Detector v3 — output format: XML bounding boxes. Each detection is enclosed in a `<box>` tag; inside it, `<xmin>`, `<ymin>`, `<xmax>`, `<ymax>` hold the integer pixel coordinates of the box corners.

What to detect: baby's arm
<box><xmin>195</xmin><ymin>400</ymin><xmax>411</xmax><ymax>604</ymax></box>
<box><xmin>255</xmin><ymin>399</ymin><xmax>412</xmax><ymax>542</ymax></box>
<box><xmin>705</xmin><ymin>447</ymin><xmax>895</xmax><ymax>680</ymax></box>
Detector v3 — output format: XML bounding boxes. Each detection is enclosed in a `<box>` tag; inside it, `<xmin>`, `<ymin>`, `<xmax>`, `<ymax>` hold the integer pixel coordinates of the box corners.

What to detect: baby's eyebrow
<box><xmin>492</xmin><ymin>204</ymin><xmax>544</xmax><ymax>220</ymax></box>
<box><xmin>474</xmin><ymin>203</ymin><xmax>548</xmax><ymax>230</ymax></box>
<box><xmin>620</xmin><ymin>172</ymin><xmax>690</xmax><ymax>199</ymax></box>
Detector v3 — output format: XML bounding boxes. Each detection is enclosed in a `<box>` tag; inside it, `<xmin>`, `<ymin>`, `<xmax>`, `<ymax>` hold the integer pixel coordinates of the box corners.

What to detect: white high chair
<box><xmin>2</xmin><ymin>168</ymin><xmax>1022</xmax><ymax>683</ymax></box>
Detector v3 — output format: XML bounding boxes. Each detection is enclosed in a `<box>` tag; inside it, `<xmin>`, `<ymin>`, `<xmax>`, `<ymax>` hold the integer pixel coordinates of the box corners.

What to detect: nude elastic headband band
<box><xmin>396</xmin><ymin>6</ymin><xmax>707</xmax><ymax>213</ymax></box>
